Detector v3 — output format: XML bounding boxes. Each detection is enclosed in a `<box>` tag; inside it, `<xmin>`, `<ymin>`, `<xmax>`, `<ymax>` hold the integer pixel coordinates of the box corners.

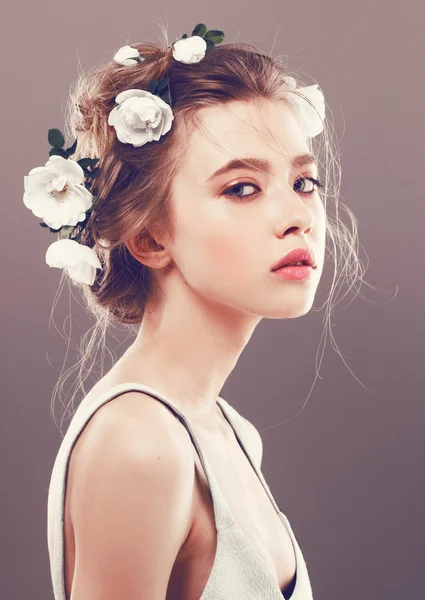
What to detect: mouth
<box><xmin>271</xmin><ymin>248</ymin><xmax>316</xmax><ymax>271</ymax></box>
<box><xmin>272</xmin><ymin>260</ymin><xmax>312</xmax><ymax>269</ymax></box>
<box><xmin>271</xmin><ymin>262</ymin><xmax>314</xmax><ymax>281</ymax></box>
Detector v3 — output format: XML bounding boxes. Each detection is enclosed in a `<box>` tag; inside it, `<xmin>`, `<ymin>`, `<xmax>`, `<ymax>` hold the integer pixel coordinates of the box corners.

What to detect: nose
<box><xmin>274</xmin><ymin>203</ymin><xmax>314</xmax><ymax>238</ymax></box>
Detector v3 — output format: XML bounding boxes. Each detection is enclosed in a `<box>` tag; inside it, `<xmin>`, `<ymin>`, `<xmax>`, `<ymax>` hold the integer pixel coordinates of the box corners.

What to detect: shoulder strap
<box><xmin>55</xmin><ymin>382</ymin><xmax>236</xmax><ymax>531</ymax></box>
<box><xmin>217</xmin><ymin>397</ymin><xmax>281</xmax><ymax>514</ymax></box>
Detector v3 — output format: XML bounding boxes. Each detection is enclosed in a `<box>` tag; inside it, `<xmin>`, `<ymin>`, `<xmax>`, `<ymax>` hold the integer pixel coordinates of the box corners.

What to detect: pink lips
<box><xmin>271</xmin><ymin>265</ymin><xmax>314</xmax><ymax>280</ymax></box>
<box><xmin>271</xmin><ymin>247</ymin><xmax>316</xmax><ymax>271</ymax></box>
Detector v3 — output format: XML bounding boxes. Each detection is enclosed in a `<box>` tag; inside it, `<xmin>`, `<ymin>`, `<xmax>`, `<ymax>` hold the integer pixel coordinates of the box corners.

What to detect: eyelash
<box><xmin>221</xmin><ymin>176</ymin><xmax>324</xmax><ymax>200</ymax></box>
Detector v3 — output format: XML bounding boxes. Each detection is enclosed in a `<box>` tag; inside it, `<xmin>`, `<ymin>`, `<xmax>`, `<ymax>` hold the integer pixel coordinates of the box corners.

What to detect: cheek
<box><xmin>176</xmin><ymin>220</ymin><xmax>251</xmax><ymax>293</ymax></box>
<box><xmin>189</xmin><ymin>228</ymin><xmax>257</xmax><ymax>305</ymax></box>
<box><xmin>202</xmin><ymin>229</ymin><xmax>248</xmax><ymax>274</ymax></box>
<box><xmin>174</xmin><ymin>197</ymin><xmax>246</xmax><ymax>270</ymax></box>
<box><xmin>171</xmin><ymin>195</ymin><xmax>262</xmax><ymax>295</ymax></box>
<box><xmin>207</xmin><ymin>235</ymin><xmax>239</xmax><ymax>263</ymax></box>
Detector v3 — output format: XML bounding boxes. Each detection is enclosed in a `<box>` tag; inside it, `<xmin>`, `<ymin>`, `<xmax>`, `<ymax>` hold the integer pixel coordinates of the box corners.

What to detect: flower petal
<box><xmin>45</xmin><ymin>239</ymin><xmax>102</xmax><ymax>285</ymax></box>
<box><xmin>114</xmin><ymin>88</ymin><xmax>155</xmax><ymax>106</ymax></box>
<box><xmin>113</xmin><ymin>45</ymin><xmax>140</xmax><ymax>66</ymax></box>
<box><xmin>48</xmin><ymin>174</ymin><xmax>68</xmax><ymax>192</ymax></box>
<box><xmin>46</xmin><ymin>155</ymin><xmax>85</xmax><ymax>184</ymax></box>
<box><xmin>282</xmin><ymin>82</ymin><xmax>326</xmax><ymax>138</ymax></box>
<box><xmin>24</xmin><ymin>169</ymin><xmax>53</xmax><ymax>194</ymax></box>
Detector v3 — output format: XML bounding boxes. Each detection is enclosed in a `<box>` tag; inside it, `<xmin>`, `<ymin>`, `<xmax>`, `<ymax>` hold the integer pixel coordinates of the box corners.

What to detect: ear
<box><xmin>124</xmin><ymin>227</ymin><xmax>173</xmax><ymax>270</ymax></box>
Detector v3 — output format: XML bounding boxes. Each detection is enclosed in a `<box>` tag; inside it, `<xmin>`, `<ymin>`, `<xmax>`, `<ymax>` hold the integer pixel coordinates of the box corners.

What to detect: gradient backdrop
<box><xmin>1</xmin><ymin>1</ymin><xmax>424</xmax><ymax>599</ymax></box>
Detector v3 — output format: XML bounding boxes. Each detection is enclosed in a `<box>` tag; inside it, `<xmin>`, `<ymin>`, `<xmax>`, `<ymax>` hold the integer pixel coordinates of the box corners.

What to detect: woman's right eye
<box><xmin>221</xmin><ymin>182</ymin><xmax>260</xmax><ymax>199</ymax></box>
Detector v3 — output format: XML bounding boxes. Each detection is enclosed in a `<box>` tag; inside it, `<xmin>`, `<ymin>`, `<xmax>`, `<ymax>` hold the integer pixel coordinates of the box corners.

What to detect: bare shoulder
<box><xmin>68</xmin><ymin>388</ymin><xmax>196</xmax><ymax>531</ymax></box>
<box><xmin>240</xmin><ymin>414</ymin><xmax>264</xmax><ymax>468</ymax></box>
<box><xmin>219</xmin><ymin>397</ymin><xmax>263</xmax><ymax>467</ymax></box>
<box><xmin>73</xmin><ymin>391</ymin><xmax>193</xmax><ymax>480</ymax></box>
<box><xmin>78</xmin><ymin>388</ymin><xmax>195</xmax><ymax>457</ymax></box>
<box><xmin>66</xmin><ymin>390</ymin><xmax>197</xmax><ymax>599</ymax></box>
<box><xmin>71</xmin><ymin>391</ymin><xmax>194</xmax><ymax>505</ymax></box>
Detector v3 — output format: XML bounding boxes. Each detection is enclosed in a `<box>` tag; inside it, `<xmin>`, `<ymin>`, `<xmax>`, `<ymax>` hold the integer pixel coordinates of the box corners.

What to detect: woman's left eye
<box><xmin>222</xmin><ymin>176</ymin><xmax>323</xmax><ymax>200</ymax></box>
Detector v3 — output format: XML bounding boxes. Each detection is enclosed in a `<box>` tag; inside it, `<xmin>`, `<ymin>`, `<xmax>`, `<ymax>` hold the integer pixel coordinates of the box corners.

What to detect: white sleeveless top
<box><xmin>47</xmin><ymin>382</ymin><xmax>314</xmax><ymax>599</ymax></box>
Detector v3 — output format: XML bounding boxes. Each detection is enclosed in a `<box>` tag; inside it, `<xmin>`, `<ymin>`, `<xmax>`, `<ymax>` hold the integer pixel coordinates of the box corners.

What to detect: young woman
<box><xmin>24</xmin><ymin>22</ymin><xmax>361</xmax><ymax>600</ymax></box>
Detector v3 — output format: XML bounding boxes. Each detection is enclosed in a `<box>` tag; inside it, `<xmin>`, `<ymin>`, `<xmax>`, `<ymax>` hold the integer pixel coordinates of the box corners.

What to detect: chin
<box><xmin>261</xmin><ymin>297</ymin><xmax>316</xmax><ymax>320</ymax></box>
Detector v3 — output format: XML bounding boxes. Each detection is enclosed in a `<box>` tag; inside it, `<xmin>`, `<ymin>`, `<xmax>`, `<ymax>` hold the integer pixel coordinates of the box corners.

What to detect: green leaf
<box><xmin>181</xmin><ymin>33</ymin><xmax>188</xmax><ymax>39</ymax></box>
<box><xmin>77</xmin><ymin>158</ymin><xmax>99</xmax><ymax>170</ymax></box>
<box><xmin>48</xmin><ymin>128</ymin><xmax>65</xmax><ymax>148</ymax></box>
<box><xmin>45</xmin><ymin>224</ymin><xmax>61</xmax><ymax>233</ymax></box>
<box><xmin>161</xmin><ymin>89</ymin><xmax>171</xmax><ymax>105</ymax></box>
<box><xmin>77</xmin><ymin>158</ymin><xmax>91</xmax><ymax>169</ymax></box>
<box><xmin>39</xmin><ymin>222</ymin><xmax>49</xmax><ymax>228</ymax></box>
<box><xmin>204</xmin><ymin>30</ymin><xmax>225</xmax><ymax>44</ymax></box>
<box><xmin>49</xmin><ymin>147</ymin><xmax>69</xmax><ymax>159</ymax></box>
<box><xmin>65</xmin><ymin>138</ymin><xmax>78</xmax><ymax>155</ymax></box>
<box><xmin>205</xmin><ymin>39</ymin><xmax>215</xmax><ymax>51</ymax></box>
<box><xmin>147</xmin><ymin>79</ymin><xmax>158</xmax><ymax>95</ymax></box>
<box><xmin>192</xmin><ymin>23</ymin><xmax>207</xmax><ymax>37</ymax></box>
<box><xmin>157</xmin><ymin>76</ymin><xmax>169</xmax><ymax>94</ymax></box>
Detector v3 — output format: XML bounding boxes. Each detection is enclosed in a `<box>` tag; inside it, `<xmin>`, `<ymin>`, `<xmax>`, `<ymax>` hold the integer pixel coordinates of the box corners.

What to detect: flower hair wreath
<box><xmin>23</xmin><ymin>23</ymin><xmax>326</xmax><ymax>286</ymax></box>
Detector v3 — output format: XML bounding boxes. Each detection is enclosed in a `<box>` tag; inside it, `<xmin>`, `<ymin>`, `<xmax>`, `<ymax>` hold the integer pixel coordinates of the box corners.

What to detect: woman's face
<box><xmin>165</xmin><ymin>99</ymin><xmax>326</xmax><ymax>320</ymax></box>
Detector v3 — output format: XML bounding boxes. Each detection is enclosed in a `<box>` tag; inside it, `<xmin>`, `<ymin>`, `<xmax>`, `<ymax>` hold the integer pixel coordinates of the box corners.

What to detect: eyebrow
<box><xmin>206</xmin><ymin>153</ymin><xmax>318</xmax><ymax>182</ymax></box>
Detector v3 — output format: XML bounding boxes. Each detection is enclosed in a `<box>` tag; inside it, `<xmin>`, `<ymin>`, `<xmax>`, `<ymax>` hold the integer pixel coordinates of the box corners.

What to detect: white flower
<box><xmin>113</xmin><ymin>45</ymin><xmax>144</xmax><ymax>66</ymax></box>
<box><xmin>107</xmin><ymin>89</ymin><xmax>174</xmax><ymax>147</ymax></box>
<box><xmin>282</xmin><ymin>76</ymin><xmax>297</xmax><ymax>91</ymax></box>
<box><xmin>282</xmin><ymin>77</ymin><xmax>326</xmax><ymax>138</ymax></box>
<box><xmin>172</xmin><ymin>35</ymin><xmax>207</xmax><ymax>64</ymax></box>
<box><xmin>23</xmin><ymin>155</ymin><xmax>94</xmax><ymax>230</ymax></box>
<box><xmin>45</xmin><ymin>238</ymin><xmax>102</xmax><ymax>285</ymax></box>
